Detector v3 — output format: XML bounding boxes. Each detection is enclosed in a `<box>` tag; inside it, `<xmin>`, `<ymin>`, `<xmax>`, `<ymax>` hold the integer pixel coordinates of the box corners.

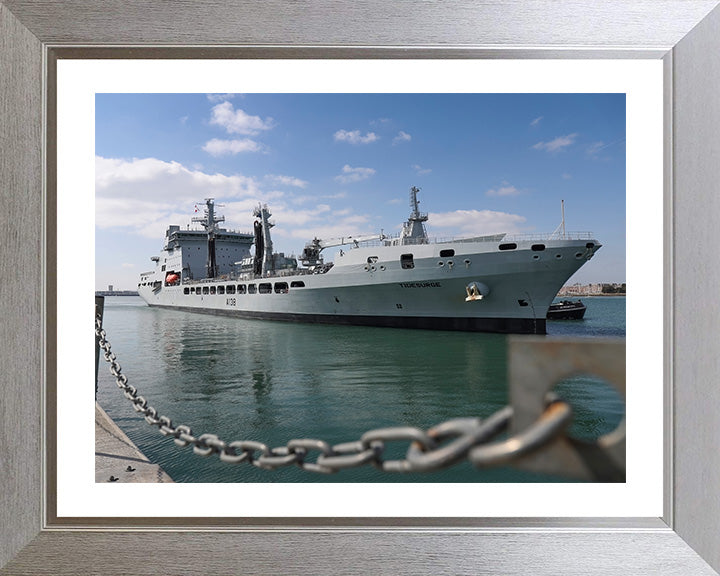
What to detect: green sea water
<box><xmin>96</xmin><ymin>296</ymin><xmax>625</xmax><ymax>483</ymax></box>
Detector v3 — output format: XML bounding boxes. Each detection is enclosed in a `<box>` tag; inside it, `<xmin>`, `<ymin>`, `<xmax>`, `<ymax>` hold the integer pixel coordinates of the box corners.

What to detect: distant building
<box><xmin>557</xmin><ymin>282</ymin><xmax>626</xmax><ymax>296</ymax></box>
<box><xmin>108</xmin><ymin>285</ymin><xmax>114</xmax><ymax>292</ymax></box>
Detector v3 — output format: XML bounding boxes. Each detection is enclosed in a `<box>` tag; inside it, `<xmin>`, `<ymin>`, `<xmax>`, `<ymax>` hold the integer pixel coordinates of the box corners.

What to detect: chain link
<box><xmin>96</xmin><ymin>313</ymin><xmax>573</xmax><ymax>475</ymax></box>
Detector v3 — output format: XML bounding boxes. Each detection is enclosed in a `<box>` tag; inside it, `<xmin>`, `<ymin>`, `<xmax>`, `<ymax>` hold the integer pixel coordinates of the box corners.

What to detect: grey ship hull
<box><xmin>143</xmin><ymin>303</ymin><xmax>545</xmax><ymax>333</ymax></box>
<box><xmin>138</xmin><ymin>237</ymin><xmax>599</xmax><ymax>334</ymax></box>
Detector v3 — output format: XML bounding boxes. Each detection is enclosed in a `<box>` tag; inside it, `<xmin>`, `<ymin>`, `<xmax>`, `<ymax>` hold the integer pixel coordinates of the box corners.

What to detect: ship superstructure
<box><xmin>138</xmin><ymin>189</ymin><xmax>601</xmax><ymax>334</ymax></box>
<box><xmin>138</xmin><ymin>199</ymin><xmax>255</xmax><ymax>292</ymax></box>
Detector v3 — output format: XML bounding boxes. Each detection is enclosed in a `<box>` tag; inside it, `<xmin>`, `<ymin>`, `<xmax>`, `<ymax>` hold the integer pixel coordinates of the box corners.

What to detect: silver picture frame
<box><xmin>2</xmin><ymin>1</ymin><xmax>720</xmax><ymax>574</ymax></box>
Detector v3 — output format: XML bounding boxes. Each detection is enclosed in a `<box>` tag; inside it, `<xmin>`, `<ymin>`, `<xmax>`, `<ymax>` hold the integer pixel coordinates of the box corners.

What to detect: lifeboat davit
<box><xmin>165</xmin><ymin>273</ymin><xmax>180</xmax><ymax>285</ymax></box>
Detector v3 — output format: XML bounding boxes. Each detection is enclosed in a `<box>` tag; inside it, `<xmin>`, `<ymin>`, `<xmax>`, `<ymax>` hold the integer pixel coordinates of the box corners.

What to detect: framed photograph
<box><xmin>2</xmin><ymin>1</ymin><xmax>720</xmax><ymax>574</ymax></box>
<box><xmin>70</xmin><ymin>62</ymin><xmax>648</xmax><ymax>511</ymax></box>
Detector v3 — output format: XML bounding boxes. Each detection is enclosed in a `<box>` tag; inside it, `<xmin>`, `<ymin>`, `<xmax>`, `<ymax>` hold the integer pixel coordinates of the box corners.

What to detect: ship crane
<box><xmin>315</xmin><ymin>233</ymin><xmax>386</xmax><ymax>250</ymax></box>
<box><xmin>301</xmin><ymin>232</ymin><xmax>386</xmax><ymax>267</ymax></box>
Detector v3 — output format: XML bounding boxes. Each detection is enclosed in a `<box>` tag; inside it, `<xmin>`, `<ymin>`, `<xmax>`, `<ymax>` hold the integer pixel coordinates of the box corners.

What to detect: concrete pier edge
<box><xmin>95</xmin><ymin>402</ymin><xmax>173</xmax><ymax>483</ymax></box>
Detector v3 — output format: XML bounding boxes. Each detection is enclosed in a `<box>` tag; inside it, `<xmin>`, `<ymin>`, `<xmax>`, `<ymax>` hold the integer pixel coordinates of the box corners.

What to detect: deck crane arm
<box><xmin>312</xmin><ymin>233</ymin><xmax>386</xmax><ymax>250</ymax></box>
<box><xmin>301</xmin><ymin>232</ymin><xmax>386</xmax><ymax>267</ymax></box>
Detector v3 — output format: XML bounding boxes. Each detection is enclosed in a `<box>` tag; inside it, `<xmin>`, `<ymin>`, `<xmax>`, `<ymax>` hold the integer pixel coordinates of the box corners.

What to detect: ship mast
<box><xmin>551</xmin><ymin>199</ymin><xmax>567</xmax><ymax>240</ymax></box>
<box><xmin>192</xmin><ymin>198</ymin><xmax>225</xmax><ymax>279</ymax></box>
<box><xmin>401</xmin><ymin>186</ymin><xmax>429</xmax><ymax>245</ymax></box>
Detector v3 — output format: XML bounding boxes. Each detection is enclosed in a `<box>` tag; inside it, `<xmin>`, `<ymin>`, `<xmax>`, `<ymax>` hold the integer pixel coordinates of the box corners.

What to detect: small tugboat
<box><xmin>547</xmin><ymin>299</ymin><xmax>587</xmax><ymax>320</ymax></box>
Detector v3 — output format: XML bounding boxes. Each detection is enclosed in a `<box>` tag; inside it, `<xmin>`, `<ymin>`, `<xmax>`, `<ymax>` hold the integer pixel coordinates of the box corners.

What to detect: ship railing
<box><xmin>435</xmin><ymin>231</ymin><xmax>595</xmax><ymax>243</ymax></box>
<box><xmin>358</xmin><ymin>231</ymin><xmax>595</xmax><ymax>248</ymax></box>
<box><xmin>180</xmin><ymin>267</ymin><xmax>317</xmax><ymax>285</ymax></box>
<box><xmin>498</xmin><ymin>231</ymin><xmax>596</xmax><ymax>242</ymax></box>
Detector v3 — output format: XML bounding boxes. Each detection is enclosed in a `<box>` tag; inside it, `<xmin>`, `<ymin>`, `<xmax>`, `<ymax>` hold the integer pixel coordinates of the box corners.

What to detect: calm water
<box><xmin>96</xmin><ymin>296</ymin><xmax>625</xmax><ymax>483</ymax></box>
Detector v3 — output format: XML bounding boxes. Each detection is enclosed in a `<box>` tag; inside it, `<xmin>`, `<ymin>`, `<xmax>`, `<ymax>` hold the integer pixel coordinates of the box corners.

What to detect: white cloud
<box><xmin>412</xmin><ymin>164</ymin><xmax>432</xmax><ymax>175</ymax></box>
<box><xmin>586</xmin><ymin>137</ymin><xmax>625</xmax><ymax>158</ymax></box>
<box><xmin>202</xmin><ymin>138</ymin><xmax>265</xmax><ymax>156</ymax></box>
<box><xmin>334</xmin><ymin>165</ymin><xmax>376</xmax><ymax>184</ymax></box>
<box><xmin>94</xmin><ymin>156</ymin><xmax>378</xmax><ymax>263</ymax></box>
<box><xmin>261</xmin><ymin>203</ymin><xmax>372</xmax><ymax>242</ymax></box>
<box><xmin>209</xmin><ymin>101</ymin><xmax>275</xmax><ymax>135</ymax></box>
<box><xmin>291</xmin><ymin>191</ymin><xmax>347</xmax><ymax>205</ymax></box>
<box><xmin>486</xmin><ymin>182</ymin><xmax>522</xmax><ymax>197</ymax></box>
<box><xmin>95</xmin><ymin>156</ymin><xmax>261</xmax><ymax>238</ymax></box>
<box><xmin>279</xmin><ymin>216</ymin><xmax>374</xmax><ymax>242</ymax></box>
<box><xmin>429</xmin><ymin>209</ymin><xmax>527</xmax><ymax>236</ymax></box>
<box><xmin>532</xmin><ymin>133</ymin><xmax>578</xmax><ymax>152</ymax></box>
<box><xmin>265</xmin><ymin>174</ymin><xmax>308</xmax><ymax>189</ymax></box>
<box><xmin>586</xmin><ymin>141</ymin><xmax>616</xmax><ymax>158</ymax></box>
<box><xmin>206</xmin><ymin>93</ymin><xmax>238</xmax><ymax>103</ymax></box>
<box><xmin>393</xmin><ymin>131</ymin><xmax>412</xmax><ymax>145</ymax></box>
<box><xmin>530</xmin><ymin>116</ymin><xmax>543</xmax><ymax>127</ymax></box>
<box><xmin>333</xmin><ymin>129</ymin><xmax>379</xmax><ymax>144</ymax></box>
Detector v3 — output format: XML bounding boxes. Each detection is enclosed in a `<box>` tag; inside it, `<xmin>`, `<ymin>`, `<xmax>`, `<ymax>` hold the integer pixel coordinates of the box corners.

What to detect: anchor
<box><xmin>465</xmin><ymin>281</ymin><xmax>489</xmax><ymax>302</ymax></box>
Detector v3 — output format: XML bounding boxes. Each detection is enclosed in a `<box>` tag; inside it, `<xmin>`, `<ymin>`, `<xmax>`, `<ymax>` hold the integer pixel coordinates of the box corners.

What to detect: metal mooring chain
<box><xmin>96</xmin><ymin>314</ymin><xmax>573</xmax><ymax>474</ymax></box>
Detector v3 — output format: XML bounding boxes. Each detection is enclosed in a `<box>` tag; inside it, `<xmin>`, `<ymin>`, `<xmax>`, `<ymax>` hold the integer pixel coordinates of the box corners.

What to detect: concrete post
<box><xmin>95</xmin><ymin>295</ymin><xmax>105</xmax><ymax>399</ymax></box>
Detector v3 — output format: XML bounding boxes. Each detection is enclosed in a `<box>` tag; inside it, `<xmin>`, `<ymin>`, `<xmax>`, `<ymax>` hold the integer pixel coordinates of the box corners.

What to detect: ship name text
<box><xmin>399</xmin><ymin>282</ymin><xmax>442</xmax><ymax>288</ymax></box>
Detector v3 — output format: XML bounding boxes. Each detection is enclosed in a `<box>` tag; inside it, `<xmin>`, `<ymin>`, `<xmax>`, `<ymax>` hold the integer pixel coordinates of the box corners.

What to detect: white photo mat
<box><xmin>57</xmin><ymin>59</ymin><xmax>661</xmax><ymax>518</ymax></box>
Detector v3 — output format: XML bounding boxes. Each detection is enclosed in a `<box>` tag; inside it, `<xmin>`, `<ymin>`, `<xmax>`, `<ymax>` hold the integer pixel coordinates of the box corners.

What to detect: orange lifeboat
<box><xmin>165</xmin><ymin>273</ymin><xmax>180</xmax><ymax>285</ymax></box>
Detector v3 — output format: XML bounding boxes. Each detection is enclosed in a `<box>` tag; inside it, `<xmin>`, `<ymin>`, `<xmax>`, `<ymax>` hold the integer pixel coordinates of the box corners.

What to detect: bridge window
<box><xmin>210</xmin><ymin>286</ymin><xmax>216</xmax><ymax>295</ymax></box>
<box><xmin>237</xmin><ymin>284</ymin><xmax>247</xmax><ymax>294</ymax></box>
<box><xmin>531</xmin><ymin>244</ymin><xmax>546</xmax><ymax>251</ymax></box>
<box><xmin>400</xmin><ymin>254</ymin><xmax>415</xmax><ymax>269</ymax></box>
<box><xmin>248</xmin><ymin>284</ymin><xmax>257</xmax><ymax>294</ymax></box>
<box><xmin>184</xmin><ymin>287</ymin><xmax>190</xmax><ymax>294</ymax></box>
<box><xmin>259</xmin><ymin>283</ymin><xmax>272</xmax><ymax>294</ymax></box>
<box><xmin>290</xmin><ymin>281</ymin><xmax>305</xmax><ymax>288</ymax></box>
<box><xmin>499</xmin><ymin>243</ymin><xmax>517</xmax><ymax>251</ymax></box>
<box><xmin>274</xmin><ymin>282</ymin><xmax>289</xmax><ymax>293</ymax></box>
<box><xmin>202</xmin><ymin>286</ymin><xmax>209</xmax><ymax>294</ymax></box>
<box><xmin>226</xmin><ymin>285</ymin><xmax>236</xmax><ymax>294</ymax></box>
<box><xmin>217</xmin><ymin>286</ymin><xmax>225</xmax><ymax>295</ymax></box>
<box><xmin>439</xmin><ymin>249</ymin><xmax>455</xmax><ymax>257</ymax></box>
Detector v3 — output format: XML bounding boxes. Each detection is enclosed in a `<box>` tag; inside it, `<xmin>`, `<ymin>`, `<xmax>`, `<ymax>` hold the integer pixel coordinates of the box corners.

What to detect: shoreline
<box><xmin>558</xmin><ymin>293</ymin><xmax>626</xmax><ymax>297</ymax></box>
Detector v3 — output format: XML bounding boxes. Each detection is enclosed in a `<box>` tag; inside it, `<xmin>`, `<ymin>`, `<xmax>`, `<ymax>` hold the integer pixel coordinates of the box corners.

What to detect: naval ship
<box><xmin>138</xmin><ymin>188</ymin><xmax>601</xmax><ymax>334</ymax></box>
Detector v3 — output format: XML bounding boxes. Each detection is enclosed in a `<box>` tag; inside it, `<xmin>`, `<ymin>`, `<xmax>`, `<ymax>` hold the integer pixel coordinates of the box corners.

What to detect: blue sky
<box><xmin>95</xmin><ymin>93</ymin><xmax>625</xmax><ymax>290</ymax></box>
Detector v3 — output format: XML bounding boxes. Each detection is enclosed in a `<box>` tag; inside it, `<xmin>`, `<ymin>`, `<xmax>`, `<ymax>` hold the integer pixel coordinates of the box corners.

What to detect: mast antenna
<box><xmin>191</xmin><ymin>198</ymin><xmax>225</xmax><ymax>278</ymax></box>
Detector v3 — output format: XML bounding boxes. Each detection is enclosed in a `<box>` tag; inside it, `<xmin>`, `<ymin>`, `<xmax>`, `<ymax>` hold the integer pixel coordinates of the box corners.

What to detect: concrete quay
<box><xmin>95</xmin><ymin>402</ymin><xmax>173</xmax><ymax>483</ymax></box>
